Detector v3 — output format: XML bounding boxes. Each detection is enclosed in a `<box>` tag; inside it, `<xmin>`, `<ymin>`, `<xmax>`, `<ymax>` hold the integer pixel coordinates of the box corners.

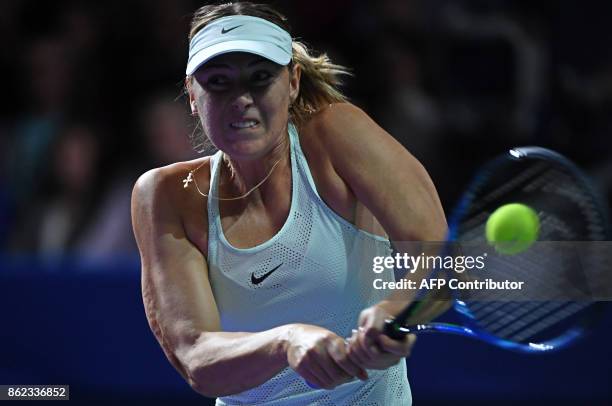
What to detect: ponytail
<box><xmin>290</xmin><ymin>41</ymin><xmax>352</xmax><ymax>126</ymax></box>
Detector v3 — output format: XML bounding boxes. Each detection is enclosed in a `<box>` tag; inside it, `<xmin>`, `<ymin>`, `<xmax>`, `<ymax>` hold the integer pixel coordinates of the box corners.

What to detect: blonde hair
<box><xmin>289</xmin><ymin>41</ymin><xmax>351</xmax><ymax>125</ymax></box>
<box><xmin>186</xmin><ymin>2</ymin><xmax>351</xmax><ymax>152</ymax></box>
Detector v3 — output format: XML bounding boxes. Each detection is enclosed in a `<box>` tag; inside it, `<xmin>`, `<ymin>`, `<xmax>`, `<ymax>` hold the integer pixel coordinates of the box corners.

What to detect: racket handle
<box><xmin>383</xmin><ymin>301</ymin><xmax>423</xmax><ymax>340</ymax></box>
<box><xmin>383</xmin><ymin>318</ymin><xmax>407</xmax><ymax>340</ymax></box>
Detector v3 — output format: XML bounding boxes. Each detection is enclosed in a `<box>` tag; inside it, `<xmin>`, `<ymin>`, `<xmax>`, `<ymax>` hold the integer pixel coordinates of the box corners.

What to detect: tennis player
<box><xmin>131</xmin><ymin>2</ymin><xmax>447</xmax><ymax>405</ymax></box>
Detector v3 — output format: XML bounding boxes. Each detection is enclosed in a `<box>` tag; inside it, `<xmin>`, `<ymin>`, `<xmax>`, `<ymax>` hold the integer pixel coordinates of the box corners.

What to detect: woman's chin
<box><xmin>224</xmin><ymin>139</ymin><xmax>268</xmax><ymax>160</ymax></box>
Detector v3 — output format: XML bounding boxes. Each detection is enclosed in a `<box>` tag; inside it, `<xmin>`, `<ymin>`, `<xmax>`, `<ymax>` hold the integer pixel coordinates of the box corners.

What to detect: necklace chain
<box><xmin>182</xmin><ymin>155</ymin><xmax>284</xmax><ymax>201</ymax></box>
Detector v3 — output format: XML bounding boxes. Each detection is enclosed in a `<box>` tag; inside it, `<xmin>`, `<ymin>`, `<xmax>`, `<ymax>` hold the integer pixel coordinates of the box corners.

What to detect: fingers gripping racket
<box><xmin>383</xmin><ymin>147</ymin><xmax>611</xmax><ymax>353</ymax></box>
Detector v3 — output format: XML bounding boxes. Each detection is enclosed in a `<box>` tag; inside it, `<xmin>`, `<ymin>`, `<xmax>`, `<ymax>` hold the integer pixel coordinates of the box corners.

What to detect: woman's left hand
<box><xmin>346</xmin><ymin>305</ymin><xmax>416</xmax><ymax>370</ymax></box>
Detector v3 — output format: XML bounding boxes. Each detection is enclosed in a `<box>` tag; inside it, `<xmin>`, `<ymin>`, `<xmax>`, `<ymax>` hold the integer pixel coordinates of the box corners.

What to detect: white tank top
<box><xmin>207</xmin><ymin>123</ymin><xmax>412</xmax><ymax>405</ymax></box>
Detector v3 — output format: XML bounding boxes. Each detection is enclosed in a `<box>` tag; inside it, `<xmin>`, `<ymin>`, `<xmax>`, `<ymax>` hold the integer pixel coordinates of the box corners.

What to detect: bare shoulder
<box><xmin>302</xmin><ymin>102</ymin><xmax>446</xmax><ymax>241</ymax></box>
<box><xmin>297</xmin><ymin>103</ymin><xmax>415</xmax><ymax>234</ymax></box>
<box><xmin>302</xmin><ymin>102</ymin><xmax>410</xmax><ymax>162</ymax></box>
<box><xmin>132</xmin><ymin>157</ymin><xmax>212</xmax><ymax>256</ymax></box>
<box><xmin>301</xmin><ymin>103</ymin><xmax>368</xmax><ymax>143</ymax></box>
<box><xmin>133</xmin><ymin>158</ymin><xmax>211</xmax><ymax>214</ymax></box>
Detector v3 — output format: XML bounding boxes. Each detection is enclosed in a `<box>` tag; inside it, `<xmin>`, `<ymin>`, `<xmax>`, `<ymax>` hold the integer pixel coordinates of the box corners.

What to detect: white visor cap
<box><xmin>186</xmin><ymin>15</ymin><xmax>293</xmax><ymax>75</ymax></box>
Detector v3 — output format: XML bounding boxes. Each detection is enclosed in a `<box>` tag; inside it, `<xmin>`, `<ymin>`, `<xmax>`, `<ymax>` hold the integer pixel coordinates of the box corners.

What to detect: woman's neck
<box><xmin>219</xmin><ymin>130</ymin><xmax>291</xmax><ymax>202</ymax></box>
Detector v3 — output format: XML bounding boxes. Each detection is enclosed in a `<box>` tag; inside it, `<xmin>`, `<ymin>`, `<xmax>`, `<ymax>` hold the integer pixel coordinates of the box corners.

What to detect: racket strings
<box><xmin>460</xmin><ymin>168</ymin><xmax>597</xmax><ymax>249</ymax></box>
<box><xmin>467</xmin><ymin>300</ymin><xmax>590</xmax><ymax>342</ymax></box>
<box><xmin>452</xmin><ymin>154</ymin><xmax>608</xmax><ymax>345</ymax></box>
<box><xmin>472</xmin><ymin>301</ymin><xmax>533</xmax><ymax>326</ymax></box>
<box><xmin>464</xmin><ymin>163</ymin><xmax>604</xmax><ymax>239</ymax></box>
<box><xmin>491</xmin><ymin>249</ymin><xmax>588</xmax><ymax>298</ymax></box>
<box><xmin>488</xmin><ymin>302</ymin><xmax>567</xmax><ymax>338</ymax></box>
<box><xmin>455</xmin><ymin>242</ymin><xmax>589</xmax><ymax>304</ymax></box>
<box><xmin>466</xmin><ymin>163</ymin><xmax>547</xmax><ymax>215</ymax></box>
<box><xmin>509</xmin><ymin>302</ymin><xmax>589</xmax><ymax>342</ymax></box>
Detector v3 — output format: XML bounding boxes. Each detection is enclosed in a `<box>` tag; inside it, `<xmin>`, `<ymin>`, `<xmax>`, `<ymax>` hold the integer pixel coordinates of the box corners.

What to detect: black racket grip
<box><xmin>383</xmin><ymin>301</ymin><xmax>423</xmax><ymax>340</ymax></box>
<box><xmin>383</xmin><ymin>318</ymin><xmax>407</xmax><ymax>340</ymax></box>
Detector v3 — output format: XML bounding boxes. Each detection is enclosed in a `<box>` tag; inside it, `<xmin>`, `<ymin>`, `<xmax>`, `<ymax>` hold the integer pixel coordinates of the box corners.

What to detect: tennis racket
<box><xmin>383</xmin><ymin>146</ymin><xmax>611</xmax><ymax>353</ymax></box>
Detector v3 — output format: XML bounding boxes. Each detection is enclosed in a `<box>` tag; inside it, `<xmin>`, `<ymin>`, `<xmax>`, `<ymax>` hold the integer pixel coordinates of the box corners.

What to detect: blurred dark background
<box><xmin>1</xmin><ymin>0</ymin><xmax>611</xmax><ymax>405</ymax></box>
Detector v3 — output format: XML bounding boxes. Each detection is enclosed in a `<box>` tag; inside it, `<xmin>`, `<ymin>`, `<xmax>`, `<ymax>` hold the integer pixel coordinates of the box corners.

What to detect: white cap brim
<box><xmin>185</xmin><ymin>15</ymin><xmax>293</xmax><ymax>76</ymax></box>
<box><xmin>186</xmin><ymin>39</ymin><xmax>291</xmax><ymax>75</ymax></box>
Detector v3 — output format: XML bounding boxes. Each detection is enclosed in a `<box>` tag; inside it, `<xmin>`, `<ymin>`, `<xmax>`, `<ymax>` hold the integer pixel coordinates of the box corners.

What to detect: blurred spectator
<box><xmin>6</xmin><ymin>35</ymin><xmax>73</xmax><ymax>208</ymax></box>
<box><xmin>76</xmin><ymin>176</ymin><xmax>139</xmax><ymax>264</ymax></box>
<box><xmin>141</xmin><ymin>92</ymin><xmax>200</xmax><ymax>166</ymax></box>
<box><xmin>378</xmin><ymin>38</ymin><xmax>442</xmax><ymax>163</ymax></box>
<box><xmin>73</xmin><ymin>93</ymin><xmax>199</xmax><ymax>263</ymax></box>
<box><xmin>140</xmin><ymin>0</ymin><xmax>192</xmax><ymax>80</ymax></box>
<box><xmin>9</xmin><ymin>122</ymin><xmax>102</xmax><ymax>256</ymax></box>
<box><xmin>57</xmin><ymin>3</ymin><xmax>106</xmax><ymax>119</ymax></box>
<box><xmin>439</xmin><ymin>2</ymin><xmax>546</xmax><ymax>140</ymax></box>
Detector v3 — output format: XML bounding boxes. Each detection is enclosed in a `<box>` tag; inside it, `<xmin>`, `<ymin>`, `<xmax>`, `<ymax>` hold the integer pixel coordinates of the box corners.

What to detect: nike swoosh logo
<box><xmin>251</xmin><ymin>263</ymin><xmax>283</xmax><ymax>285</ymax></box>
<box><xmin>221</xmin><ymin>25</ymin><xmax>242</xmax><ymax>34</ymax></box>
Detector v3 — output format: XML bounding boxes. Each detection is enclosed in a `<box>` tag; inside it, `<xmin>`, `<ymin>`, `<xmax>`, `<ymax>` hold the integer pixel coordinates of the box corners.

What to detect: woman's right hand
<box><xmin>286</xmin><ymin>324</ymin><xmax>368</xmax><ymax>390</ymax></box>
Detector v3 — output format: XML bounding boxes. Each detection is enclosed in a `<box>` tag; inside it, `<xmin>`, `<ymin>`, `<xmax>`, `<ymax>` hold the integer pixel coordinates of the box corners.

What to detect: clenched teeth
<box><xmin>230</xmin><ymin>120</ymin><xmax>258</xmax><ymax>128</ymax></box>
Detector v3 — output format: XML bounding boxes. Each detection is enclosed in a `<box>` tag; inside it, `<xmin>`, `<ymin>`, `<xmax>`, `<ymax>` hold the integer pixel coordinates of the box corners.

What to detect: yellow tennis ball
<box><xmin>485</xmin><ymin>203</ymin><xmax>540</xmax><ymax>255</ymax></box>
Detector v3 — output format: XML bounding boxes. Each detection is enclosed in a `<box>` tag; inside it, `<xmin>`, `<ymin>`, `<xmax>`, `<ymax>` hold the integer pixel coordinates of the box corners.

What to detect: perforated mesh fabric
<box><xmin>208</xmin><ymin>124</ymin><xmax>411</xmax><ymax>405</ymax></box>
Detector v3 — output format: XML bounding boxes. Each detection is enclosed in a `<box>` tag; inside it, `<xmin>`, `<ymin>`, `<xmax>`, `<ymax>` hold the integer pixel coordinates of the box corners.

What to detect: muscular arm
<box><xmin>132</xmin><ymin>167</ymin><xmax>291</xmax><ymax>397</ymax></box>
<box><xmin>320</xmin><ymin>103</ymin><xmax>451</xmax><ymax>322</ymax></box>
